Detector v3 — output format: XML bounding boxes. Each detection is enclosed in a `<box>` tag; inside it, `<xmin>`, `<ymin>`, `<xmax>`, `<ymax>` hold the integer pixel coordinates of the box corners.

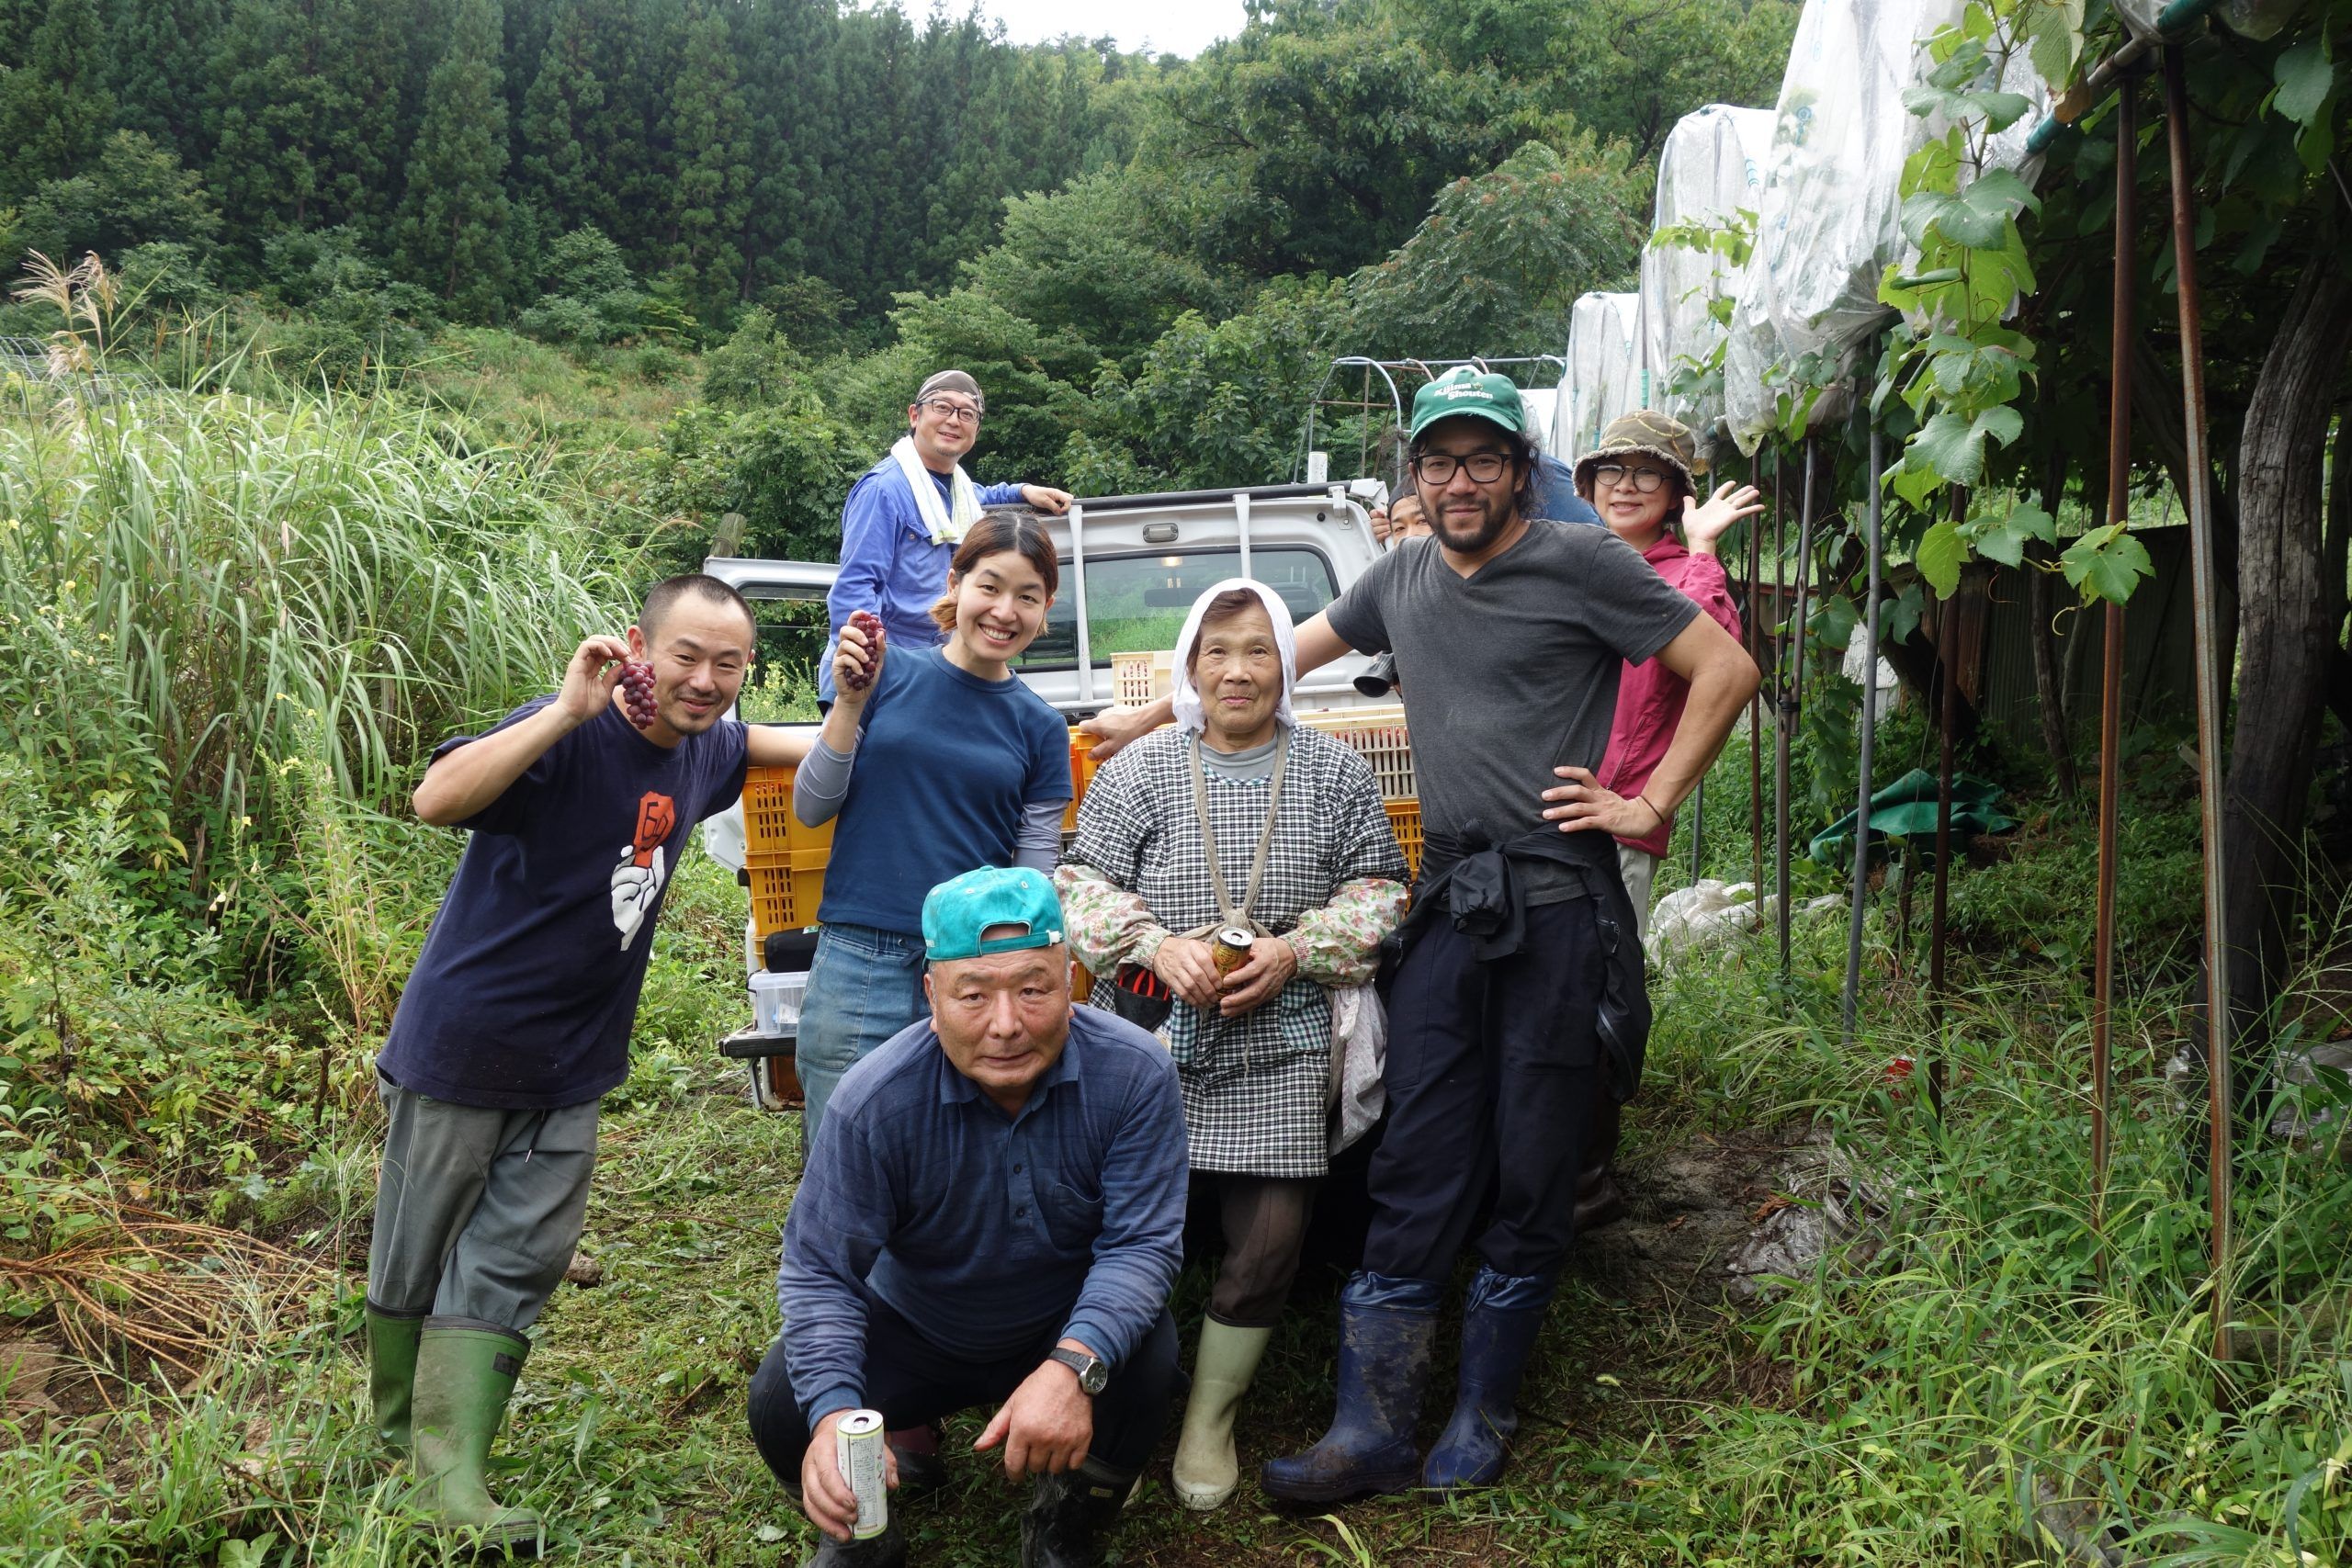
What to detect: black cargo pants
<box><xmin>1359</xmin><ymin>897</ymin><xmax>1605</xmax><ymax>1284</ymax></box>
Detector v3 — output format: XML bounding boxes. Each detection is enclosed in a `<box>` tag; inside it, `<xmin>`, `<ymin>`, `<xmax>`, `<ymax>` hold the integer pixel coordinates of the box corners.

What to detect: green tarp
<box><xmin>1806</xmin><ymin>768</ymin><xmax>2019</xmax><ymax>866</ymax></box>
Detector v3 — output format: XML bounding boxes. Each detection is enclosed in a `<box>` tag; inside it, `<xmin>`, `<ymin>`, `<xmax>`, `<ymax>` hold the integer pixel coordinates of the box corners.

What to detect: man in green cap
<box><xmin>1086</xmin><ymin>366</ymin><xmax>1758</xmax><ymax>1500</ymax></box>
<box><xmin>747</xmin><ymin>866</ymin><xmax>1188</xmax><ymax>1567</ymax></box>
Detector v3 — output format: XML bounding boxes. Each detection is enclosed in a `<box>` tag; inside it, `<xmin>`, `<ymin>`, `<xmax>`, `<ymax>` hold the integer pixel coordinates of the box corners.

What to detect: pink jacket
<box><xmin>1598</xmin><ymin>536</ymin><xmax>1742</xmax><ymax>860</ymax></box>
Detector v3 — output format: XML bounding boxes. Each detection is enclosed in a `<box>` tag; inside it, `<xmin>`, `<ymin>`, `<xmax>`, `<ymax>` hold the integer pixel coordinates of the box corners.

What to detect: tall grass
<box><xmin>0</xmin><ymin>374</ymin><xmax>644</xmax><ymax>870</ymax></box>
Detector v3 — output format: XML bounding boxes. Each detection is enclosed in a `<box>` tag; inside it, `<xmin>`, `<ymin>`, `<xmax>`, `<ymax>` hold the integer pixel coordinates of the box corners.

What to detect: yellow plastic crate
<box><xmin>745</xmin><ymin>738</ymin><xmax>1107</xmax><ymax>943</ymax></box>
<box><xmin>749</xmin><ymin>863</ymin><xmax>828</xmax><ymax>944</ymax></box>
<box><xmin>1063</xmin><ymin>729</ymin><xmax>1101</xmax><ymax>831</ymax></box>
<box><xmin>1385</xmin><ymin>799</ymin><xmax>1423</xmax><ymax>878</ymax></box>
<box><xmin>743</xmin><ymin>765</ymin><xmax>836</xmax><ymax>862</ymax></box>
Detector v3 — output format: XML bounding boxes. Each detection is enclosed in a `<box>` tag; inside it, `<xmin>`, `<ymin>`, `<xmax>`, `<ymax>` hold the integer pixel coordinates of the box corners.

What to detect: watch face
<box><xmin>1079</xmin><ymin>1359</ymin><xmax>1108</xmax><ymax>1394</ymax></box>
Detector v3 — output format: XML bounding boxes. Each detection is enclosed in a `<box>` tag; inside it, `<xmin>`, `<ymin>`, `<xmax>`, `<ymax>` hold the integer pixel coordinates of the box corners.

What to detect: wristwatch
<box><xmin>1047</xmin><ymin>1347</ymin><xmax>1109</xmax><ymax>1394</ymax></box>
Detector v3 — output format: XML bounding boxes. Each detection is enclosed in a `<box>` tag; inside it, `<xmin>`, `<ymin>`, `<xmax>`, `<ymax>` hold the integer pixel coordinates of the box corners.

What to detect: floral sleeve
<box><xmin>1285</xmin><ymin>875</ymin><xmax>1408</xmax><ymax>987</ymax></box>
<box><xmin>1054</xmin><ymin>862</ymin><xmax>1174</xmax><ymax>976</ymax></box>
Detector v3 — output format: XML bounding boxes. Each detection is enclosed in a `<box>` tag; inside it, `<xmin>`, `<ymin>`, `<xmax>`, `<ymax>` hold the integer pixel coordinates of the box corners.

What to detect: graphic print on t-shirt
<box><xmin>610</xmin><ymin>789</ymin><xmax>677</xmax><ymax>951</ymax></box>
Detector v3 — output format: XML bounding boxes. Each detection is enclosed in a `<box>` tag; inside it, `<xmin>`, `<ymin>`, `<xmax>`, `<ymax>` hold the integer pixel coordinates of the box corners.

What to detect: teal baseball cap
<box><xmin>1408</xmin><ymin>367</ymin><xmax>1529</xmax><ymax>440</ymax></box>
<box><xmin>922</xmin><ymin>866</ymin><xmax>1066</xmax><ymax>962</ymax></box>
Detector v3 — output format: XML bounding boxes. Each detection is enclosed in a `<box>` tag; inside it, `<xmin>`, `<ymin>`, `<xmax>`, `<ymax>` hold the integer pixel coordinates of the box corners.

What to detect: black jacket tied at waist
<box><xmin>1380</xmin><ymin>826</ymin><xmax>1652</xmax><ymax>1105</ymax></box>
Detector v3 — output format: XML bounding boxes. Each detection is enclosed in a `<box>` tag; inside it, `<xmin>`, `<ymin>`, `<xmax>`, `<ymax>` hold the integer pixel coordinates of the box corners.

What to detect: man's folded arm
<box><xmin>1058</xmin><ymin>1066</ymin><xmax>1188</xmax><ymax>1368</ymax></box>
<box><xmin>777</xmin><ymin>1116</ymin><xmax>897</xmax><ymax>1425</ymax></box>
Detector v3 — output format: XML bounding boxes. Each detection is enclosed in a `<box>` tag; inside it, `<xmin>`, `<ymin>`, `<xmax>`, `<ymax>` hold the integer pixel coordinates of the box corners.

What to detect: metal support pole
<box><xmin>1690</xmin><ymin>777</ymin><xmax>1705</xmax><ymax>883</ymax></box>
<box><xmin>2092</xmin><ymin>83</ymin><xmax>2138</xmax><ymax>1269</ymax></box>
<box><xmin>1928</xmin><ymin>561</ymin><xmax>1957</xmax><ymax>1117</ymax></box>
<box><xmin>1843</xmin><ymin>424</ymin><xmax>1885</xmax><ymax>1048</ymax></box>
<box><xmin>2165</xmin><ymin>43</ymin><xmax>2234</xmax><ymax>1369</ymax></box>
<box><xmin>1779</xmin><ymin>440</ymin><xmax>1815</xmax><ymax>985</ymax></box>
<box><xmin>1749</xmin><ymin>468</ymin><xmax>1767</xmax><ymax>903</ymax></box>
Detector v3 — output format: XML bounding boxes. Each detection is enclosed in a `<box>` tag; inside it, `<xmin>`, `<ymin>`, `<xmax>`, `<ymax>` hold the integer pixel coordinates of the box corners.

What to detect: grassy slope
<box><xmin>17</xmin><ymin>738</ymin><xmax>2346</xmax><ymax>1568</ymax></box>
<box><xmin>2</xmin><ymin>362</ymin><xmax>2346</xmax><ymax>1564</ymax></box>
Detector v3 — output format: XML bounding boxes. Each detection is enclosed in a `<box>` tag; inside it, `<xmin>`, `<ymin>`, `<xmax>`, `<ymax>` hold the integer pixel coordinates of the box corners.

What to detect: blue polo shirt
<box><xmin>1530</xmin><ymin>453</ymin><xmax>1603</xmax><ymax>525</ymax></box>
<box><xmin>776</xmin><ymin>1003</ymin><xmax>1187</xmax><ymax>1426</ymax></box>
<box><xmin>821</xmin><ymin>457</ymin><xmax>1026</xmax><ymax>702</ymax></box>
<box><xmin>816</xmin><ymin>644</ymin><xmax>1071</xmax><ymax>936</ymax></box>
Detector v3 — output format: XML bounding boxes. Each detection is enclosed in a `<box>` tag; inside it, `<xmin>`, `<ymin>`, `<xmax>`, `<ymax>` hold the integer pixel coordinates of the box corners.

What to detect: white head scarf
<box><xmin>1170</xmin><ymin>578</ymin><xmax>1299</xmax><ymax>736</ymax></box>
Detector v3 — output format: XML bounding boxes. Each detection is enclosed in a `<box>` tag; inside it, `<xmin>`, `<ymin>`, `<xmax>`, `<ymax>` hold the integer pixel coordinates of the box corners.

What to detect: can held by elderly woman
<box><xmin>836</xmin><ymin>1408</ymin><xmax>889</xmax><ymax>1539</ymax></box>
<box><xmin>1211</xmin><ymin>927</ymin><xmax>1255</xmax><ymax>976</ymax></box>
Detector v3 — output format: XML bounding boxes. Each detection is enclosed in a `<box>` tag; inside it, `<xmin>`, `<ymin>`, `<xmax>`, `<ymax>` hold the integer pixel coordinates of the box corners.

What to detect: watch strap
<box><xmin>1047</xmin><ymin>1347</ymin><xmax>1106</xmax><ymax>1393</ymax></box>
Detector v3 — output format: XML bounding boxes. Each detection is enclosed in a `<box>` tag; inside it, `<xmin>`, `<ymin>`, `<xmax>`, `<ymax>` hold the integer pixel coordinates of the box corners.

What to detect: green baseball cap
<box><xmin>922</xmin><ymin>866</ymin><xmax>1066</xmax><ymax>963</ymax></box>
<box><xmin>1408</xmin><ymin>367</ymin><xmax>1529</xmax><ymax>440</ymax></box>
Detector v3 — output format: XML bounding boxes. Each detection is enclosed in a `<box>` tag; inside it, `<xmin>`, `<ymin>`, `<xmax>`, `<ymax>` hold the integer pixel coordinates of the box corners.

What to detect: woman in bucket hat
<box><xmin>1571</xmin><ymin>409</ymin><xmax>1759</xmax><ymax>1228</ymax></box>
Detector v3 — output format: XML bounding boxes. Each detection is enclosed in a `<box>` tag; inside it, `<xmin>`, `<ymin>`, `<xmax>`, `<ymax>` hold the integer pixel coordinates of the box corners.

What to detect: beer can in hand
<box><xmin>835</xmin><ymin>1408</ymin><xmax>889</xmax><ymax>1540</ymax></box>
<box><xmin>1211</xmin><ymin>926</ymin><xmax>1254</xmax><ymax>976</ymax></box>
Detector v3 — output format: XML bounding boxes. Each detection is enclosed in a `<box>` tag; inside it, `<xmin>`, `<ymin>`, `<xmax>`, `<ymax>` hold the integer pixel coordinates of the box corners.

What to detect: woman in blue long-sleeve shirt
<box><xmin>820</xmin><ymin>368</ymin><xmax>1072</xmax><ymax>705</ymax></box>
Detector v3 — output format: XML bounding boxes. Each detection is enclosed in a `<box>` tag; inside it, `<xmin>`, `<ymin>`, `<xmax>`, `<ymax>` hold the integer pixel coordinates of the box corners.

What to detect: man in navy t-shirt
<box><xmin>367</xmin><ymin>573</ymin><xmax>817</xmax><ymax>1550</ymax></box>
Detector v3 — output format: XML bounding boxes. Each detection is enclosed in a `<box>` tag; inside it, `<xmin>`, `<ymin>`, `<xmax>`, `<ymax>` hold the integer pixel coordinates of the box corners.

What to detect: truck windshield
<box><xmin>1015</xmin><ymin>547</ymin><xmax>1340</xmax><ymax>671</ymax></box>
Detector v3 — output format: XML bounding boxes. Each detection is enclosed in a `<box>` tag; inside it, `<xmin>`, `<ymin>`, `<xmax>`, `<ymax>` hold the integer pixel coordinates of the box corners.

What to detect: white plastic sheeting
<box><xmin>1637</xmin><ymin>105</ymin><xmax>1775</xmax><ymax>440</ymax></box>
<box><xmin>2217</xmin><ymin>0</ymin><xmax>2305</xmax><ymax>39</ymax></box>
<box><xmin>1555</xmin><ymin>290</ymin><xmax>1642</xmax><ymax>462</ymax></box>
<box><xmin>2116</xmin><ymin>0</ymin><xmax>2299</xmax><ymax>39</ymax></box>
<box><xmin>1721</xmin><ymin>0</ymin><xmax>2052</xmax><ymax>450</ymax></box>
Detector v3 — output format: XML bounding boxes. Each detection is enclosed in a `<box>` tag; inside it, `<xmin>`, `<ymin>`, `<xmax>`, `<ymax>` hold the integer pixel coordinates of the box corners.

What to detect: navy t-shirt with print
<box><xmin>818</xmin><ymin>645</ymin><xmax>1070</xmax><ymax>936</ymax></box>
<box><xmin>378</xmin><ymin>697</ymin><xmax>751</xmax><ymax>1109</ymax></box>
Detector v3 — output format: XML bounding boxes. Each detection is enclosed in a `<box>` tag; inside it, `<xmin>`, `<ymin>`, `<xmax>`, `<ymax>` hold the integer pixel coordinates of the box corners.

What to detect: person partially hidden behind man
<box><xmin>747</xmin><ymin>866</ymin><xmax>1188</xmax><ymax>1567</ymax></box>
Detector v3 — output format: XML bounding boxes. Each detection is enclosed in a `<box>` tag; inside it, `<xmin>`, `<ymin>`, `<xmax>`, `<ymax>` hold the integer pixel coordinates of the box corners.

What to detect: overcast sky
<box><xmin>970</xmin><ymin>0</ymin><xmax>1248</xmax><ymax>57</ymax></box>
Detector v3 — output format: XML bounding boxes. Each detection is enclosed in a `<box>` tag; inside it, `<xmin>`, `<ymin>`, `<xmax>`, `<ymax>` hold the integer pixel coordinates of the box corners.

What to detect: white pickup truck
<box><xmin>700</xmin><ymin>481</ymin><xmax>1398</xmax><ymax>1103</ymax></box>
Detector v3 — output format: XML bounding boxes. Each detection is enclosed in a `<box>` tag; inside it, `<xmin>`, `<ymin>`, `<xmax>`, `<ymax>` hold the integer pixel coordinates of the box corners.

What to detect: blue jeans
<box><xmin>797</xmin><ymin>921</ymin><xmax>928</xmax><ymax>1145</ymax></box>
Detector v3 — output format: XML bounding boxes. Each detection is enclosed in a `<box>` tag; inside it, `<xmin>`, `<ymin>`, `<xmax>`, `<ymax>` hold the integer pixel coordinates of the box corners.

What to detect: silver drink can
<box><xmin>835</xmin><ymin>1408</ymin><xmax>888</xmax><ymax>1540</ymax></box>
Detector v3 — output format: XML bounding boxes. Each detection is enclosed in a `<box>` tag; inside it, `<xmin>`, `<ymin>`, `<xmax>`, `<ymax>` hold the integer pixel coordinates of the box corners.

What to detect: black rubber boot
<box><xmin>1421</xmin><ymin>1266</ymin><xmax>1553</xmax><ymax>1492</ymax></box>
<box><xmin>887</xmin><ymin>1424</ymin><xmax>948</xmax><ymax>1500</ymax></box>
<box><xmin>800</xmin><ymin>1518</ymin><xmax>909</xmax><ymax>1568</ymax></box>
<box><xmin>1259</xmin><ymin>1272</ymin><xmax>1440</xmax><ymax>1504</ymax></box>
<box><xmin>1019</xmin><ymin>1458</ymin><xmax>1135</xmax><ymax>1568</ymax></box>
<box><xmin>1574</xmin><ymin>1098</ymin><xmax>1627</xmax><ymax>1233</ymax></box>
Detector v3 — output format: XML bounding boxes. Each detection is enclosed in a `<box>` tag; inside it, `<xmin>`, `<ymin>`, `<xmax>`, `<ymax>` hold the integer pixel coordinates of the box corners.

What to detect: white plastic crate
<box><xmin>1112</xmin><ymin>649</ymin><xmax>1177</xmax><ymax>705</ymax></box>
<box><xmin>1306</xmin><ymin>707</ymin><xmax>1416</xmax><ymax>801</ymax></box>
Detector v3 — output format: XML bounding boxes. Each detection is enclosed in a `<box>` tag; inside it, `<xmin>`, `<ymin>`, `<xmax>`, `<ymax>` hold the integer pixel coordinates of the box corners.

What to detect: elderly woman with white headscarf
<box><xmin>1056</xmin><ymin>580</ymin><xmax>1408</xmax><ymax>1513</ymax></box>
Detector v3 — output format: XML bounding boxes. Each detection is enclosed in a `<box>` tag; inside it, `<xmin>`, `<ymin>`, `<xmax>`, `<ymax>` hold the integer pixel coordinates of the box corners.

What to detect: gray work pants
<box><xmin>367</xmin><ymin>1073</ymin><xmax>599</xmax><ymax>1332</ymax></box>
<box><xmin>1617</xmin><ymin>846</ymin><xmax>1659</xmax><ymax>946</ymax></box>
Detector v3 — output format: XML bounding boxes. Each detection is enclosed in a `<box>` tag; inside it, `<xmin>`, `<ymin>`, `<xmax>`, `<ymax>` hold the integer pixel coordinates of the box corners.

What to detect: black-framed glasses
<box><xmin>919</xmin><ymin>399</ymin><xmax>982</xmax><ymax>425</ymax></box>
<box><xmin>1590</xmin><ymin>463</ymin><xmax>1669</xmax><ymax>493</ymax></box>
<box><xmin>1411</xmin><ymin>451</ymin><xmax>1511</xmax><ymax>484</ymax></box>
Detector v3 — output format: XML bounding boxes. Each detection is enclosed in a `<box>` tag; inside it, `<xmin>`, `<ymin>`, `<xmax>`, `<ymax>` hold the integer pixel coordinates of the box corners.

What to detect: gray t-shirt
<box><xmin>1324</xmin><ymin>521</ymin><xmax>1701</xmax><ymax>901</ymax></box>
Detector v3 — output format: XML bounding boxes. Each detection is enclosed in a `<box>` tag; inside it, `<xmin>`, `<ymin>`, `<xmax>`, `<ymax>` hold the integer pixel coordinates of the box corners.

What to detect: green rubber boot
<box><xmin>1170</xmin><ymin>1321</ymin><xmax>1272</xmax><ymax>1511</ymax></box>
<box><xmin>367</xmin><ymin>1304</ymin><xmax>424</xmax><ymax>1452</ymax></box>
<box><xmin>410</xmin><ymin>1321</ymin><xmax>545</xmax><ymax>1554</ymax></box>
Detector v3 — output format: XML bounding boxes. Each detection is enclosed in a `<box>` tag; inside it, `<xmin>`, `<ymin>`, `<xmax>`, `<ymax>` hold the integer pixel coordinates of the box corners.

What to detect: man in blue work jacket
<box><xmin>820</xmin><ymin>370</ymin><xmax>1073</xmax><ymax>705</ymax></box>
<box><xmin>746</xmin><ymin>866</ymin><xmax>1186</xmax><ymax>1567</ymax></box>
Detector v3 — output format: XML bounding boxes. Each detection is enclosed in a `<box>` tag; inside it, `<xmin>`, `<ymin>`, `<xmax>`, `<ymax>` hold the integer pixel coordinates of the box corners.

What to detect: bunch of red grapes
<box><xmin>841</xmin><ymin>609</ymin><xmax>886</xmax><ymax>693</ymax></box>
<box><xmin>617</xmin><ymin>660</ymin><xmax>660</xmax><ymax>728</ymax></box>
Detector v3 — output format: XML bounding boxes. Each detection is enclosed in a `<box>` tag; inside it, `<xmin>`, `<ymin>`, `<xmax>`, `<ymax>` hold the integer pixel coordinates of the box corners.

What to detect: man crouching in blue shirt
<box><xmin>747</xmin><ymin>866</ymin><xmax>1187</xmax><ymax>1567</ymax></box>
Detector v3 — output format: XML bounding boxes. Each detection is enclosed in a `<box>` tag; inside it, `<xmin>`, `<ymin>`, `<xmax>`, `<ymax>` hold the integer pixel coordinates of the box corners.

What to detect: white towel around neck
<box><xmin>890</xmin><ymin>434</ymin><xmax>984</xmax><ymax>546</ymax></box>
<box><xmin>1170</xmin><ymin>578</ymin><xmax>1300</xmax><ymax>735</ymax></box>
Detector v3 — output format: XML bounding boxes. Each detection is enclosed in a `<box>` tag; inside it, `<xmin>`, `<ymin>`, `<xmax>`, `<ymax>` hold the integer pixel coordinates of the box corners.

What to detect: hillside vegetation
<box><xmin>2</xmin><ymin>0</ymin><xmax>2349</xmax><ymax>1562</ymax></box>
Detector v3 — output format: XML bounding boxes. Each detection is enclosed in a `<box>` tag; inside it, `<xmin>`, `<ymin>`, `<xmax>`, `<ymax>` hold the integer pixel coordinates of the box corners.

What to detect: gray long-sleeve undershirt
<box><xmin>794</xmin><ymin>733</ymin><xmax>1065</xmax><ymax>873</ymax></box>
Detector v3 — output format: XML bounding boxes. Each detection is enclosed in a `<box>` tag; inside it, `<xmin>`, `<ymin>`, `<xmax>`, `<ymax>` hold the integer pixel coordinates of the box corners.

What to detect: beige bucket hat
<box><xmin>1572</xmin><ymin>410</ymin><xmax>1702</xmax><ymax>497</ymax></box>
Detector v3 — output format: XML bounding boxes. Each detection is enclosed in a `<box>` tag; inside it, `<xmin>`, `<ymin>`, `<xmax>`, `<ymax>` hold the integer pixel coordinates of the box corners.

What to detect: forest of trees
<box><xmin>0</xmin><ymin>0</ymin><xmax>1151</xmax><ymax>321</ymax></box>
<box><xmin>0</xmin><ymin>0</ymin><xmax>1810</xmax><ymax>562</ymax></box>
<box><xmin>0</xmin><ymin>0</ymin><xmax>1798</xmax><ymax>343</ymax></box>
